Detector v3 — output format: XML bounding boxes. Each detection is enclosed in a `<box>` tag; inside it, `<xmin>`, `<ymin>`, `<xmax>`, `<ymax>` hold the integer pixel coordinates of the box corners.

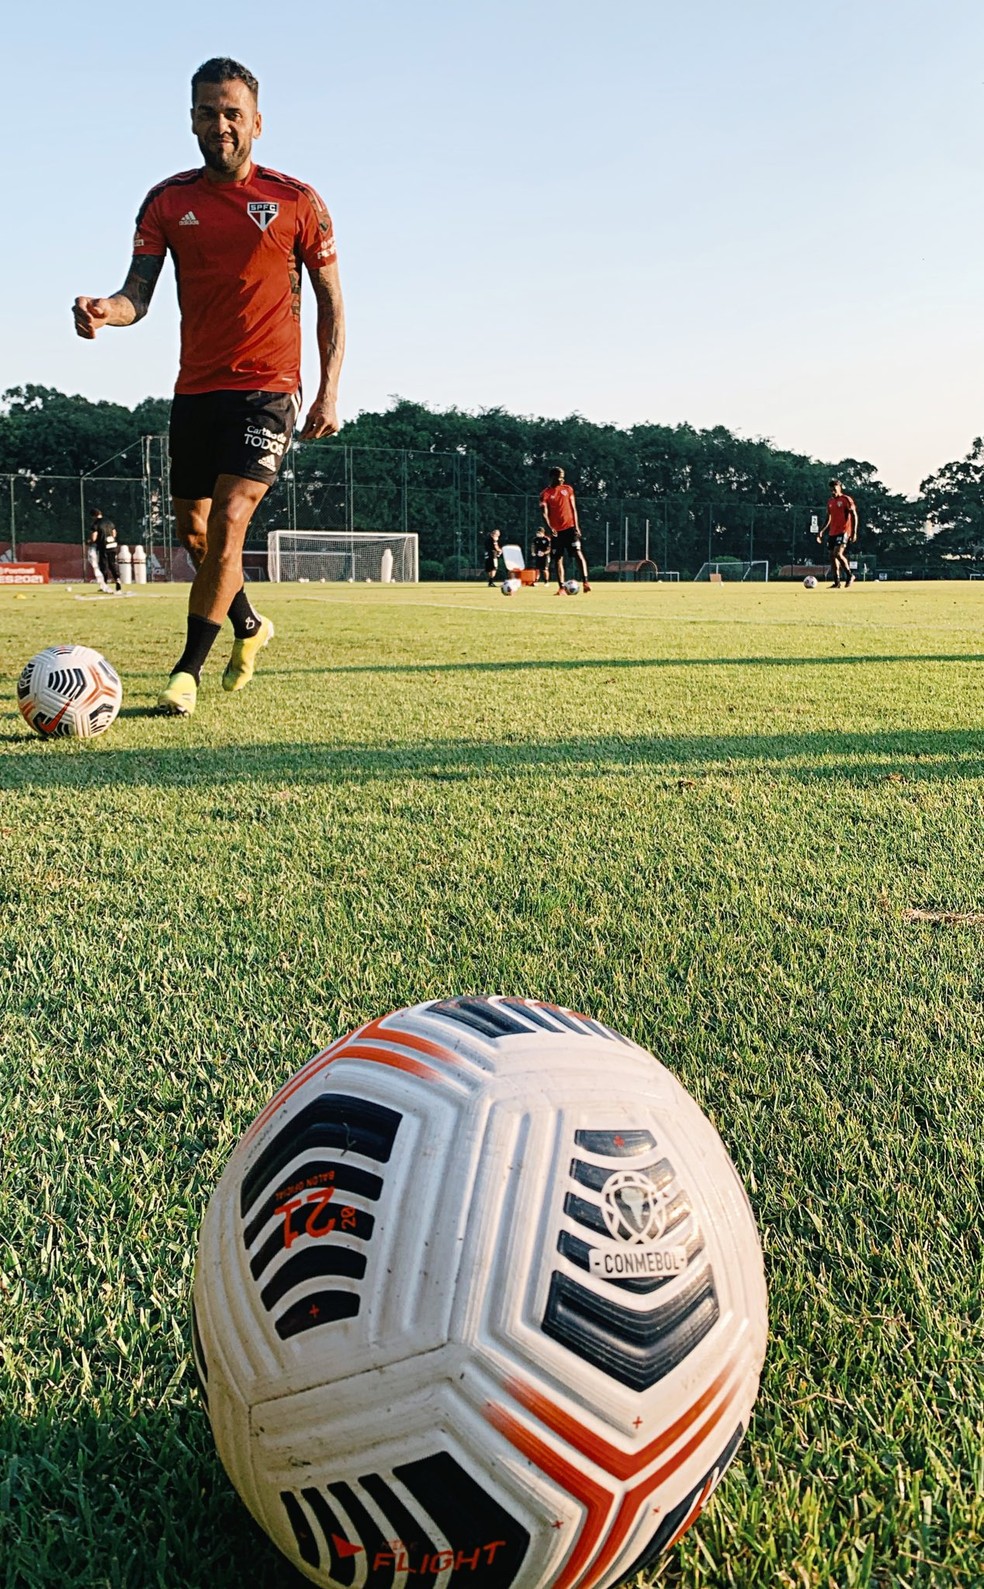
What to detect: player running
<box><xmin>73</xmin><ymin>57</ymin><xmax>345</xmax><ymax>716</ymax></box>
<box><xmin>540</xmin><ymin>467</ymin><xmax>591</xmax><ymax>593</ymax></box>
<box><xmin>819</xmin><ymin>479</ymin><xmax>858</xmax><ymax>588</ymax></box>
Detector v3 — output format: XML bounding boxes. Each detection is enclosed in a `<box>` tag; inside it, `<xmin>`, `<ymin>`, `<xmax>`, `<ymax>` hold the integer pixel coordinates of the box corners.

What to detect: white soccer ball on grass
<box><xmin>803</xmin><ymin>576</ymin><xmax>817</xmax><ymax>589</ymax></box>
<box><xmin>563</xmin><ymin>579</ymin><xmax>581</xmax><ymax>595</ymax></box>
<box><xmin>501</xmin><ymin>578</ymin><xmax>521</xmax><ymax>596</ymax></box>
<box><xmin>192</xmin><ymin>997</ymin><xmax>768</xmax><ymax>1589</ymax></box>
<box><xmin>17</xmin><ymin>644</ymin><xmax>122</xmax><ymax>739</ymax></box>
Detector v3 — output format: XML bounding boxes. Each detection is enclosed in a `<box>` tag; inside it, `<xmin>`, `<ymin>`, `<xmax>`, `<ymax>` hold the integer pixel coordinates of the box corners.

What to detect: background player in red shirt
<box><xmin>540</xmin><ymin>467</ymin><xmax>591</xmax><ymax>593</ymax></box>
<box><xmin>818</xmin><ymin>478</ymin><xmax>858</xmax><ymax>588</ymax></box>
<box><xmin>73</xmin><ymin>57</ymin><xmax>345</xmax><ymax>716</ymax></box>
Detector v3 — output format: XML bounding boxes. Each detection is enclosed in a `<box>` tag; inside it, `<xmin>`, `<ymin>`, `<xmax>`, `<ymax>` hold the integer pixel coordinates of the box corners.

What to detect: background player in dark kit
<box><xmin>484</xmin><ymin>528</ymin><xmax>502</xmax><ymax>586</ymax></box>
<box><xmin>74</xmin><ymin>57</ymin><xmax>345</xmax><ymax>715</ymax></box>
<box><xmin>530</xmin><ymin>526</ymin><xmax>552</xmax><ymax>583</ymax></box>
<box><xmin>89</xmin><ymin>510</ymin><xmax>122</xmax><ymax>593</ymax></box>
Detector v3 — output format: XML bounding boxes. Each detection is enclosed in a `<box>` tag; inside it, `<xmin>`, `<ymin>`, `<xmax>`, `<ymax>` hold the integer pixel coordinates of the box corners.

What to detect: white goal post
<box><xmin>267</xmin><ymin>530</ymin><xmax>419</xmax><ymax>583</ymax></box>
<box><xmin>694</xmin><ymin>560</ymin><xmax>769</xmax><ymax>582</ymax></box>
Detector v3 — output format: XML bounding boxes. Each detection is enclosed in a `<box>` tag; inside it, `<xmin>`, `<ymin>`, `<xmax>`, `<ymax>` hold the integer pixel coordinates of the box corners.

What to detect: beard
<box><xmin>198</xmin><ymin>134</ymin><xmax>251</xmax><ymax>176</ymax></box>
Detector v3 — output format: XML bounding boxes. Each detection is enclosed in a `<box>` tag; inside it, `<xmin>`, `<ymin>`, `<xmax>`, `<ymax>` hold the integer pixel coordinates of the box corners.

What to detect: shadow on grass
<box><xmin>0</xmin><ymin>1406</ymin><xmax>308</xmax><ymax>1589</ymax></box>
<box><xmin>51</xmin><ymin>653</ymin><xmax>979</xmax><ymax>686</ymax></box>
<box><xmin>3</xmin><ymin>727</ymin><xmax>984</xmax><ymax>791</ymax></box>
<box><xmin>274</xmin><ymin>653</ymin><xmax>980</xmax><ymax>678</ymax></box>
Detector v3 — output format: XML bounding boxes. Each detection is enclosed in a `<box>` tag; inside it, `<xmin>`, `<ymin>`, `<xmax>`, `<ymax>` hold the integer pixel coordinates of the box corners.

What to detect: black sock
<box><xmin>228</xmin><ymin>587</ymin><xmax>261</xmax><ymax>640</ymax></box>
<box><xmin>172</xmin><ymin>615</ymin><xmax>222</xmax><ymax>683</ymax></box>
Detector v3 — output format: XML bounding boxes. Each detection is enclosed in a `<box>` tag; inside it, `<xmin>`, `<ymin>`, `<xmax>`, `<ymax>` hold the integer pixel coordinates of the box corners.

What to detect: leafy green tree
<box><xmin>131</xmin><ymin>397</ymin><xmax>172</xmax><ymax>436</ymax></box>
<box><xmin>920</xmin><ymin>439</ymin><xmax>984</xmax><ymax>563</ymax></box>
<box><xmin>0</xmin><ymin>387</ymin><xmax>932</xmax><ymax>572</ymax></box>
<box><xmin>319</xmin><ymin>400</ymin><xmax>926</xmax><ymax>573</ymax></box>
<box><xmin>0</xmin><ymin>386</ymin><xmax>141</xmax><ymax>476</ymax></box>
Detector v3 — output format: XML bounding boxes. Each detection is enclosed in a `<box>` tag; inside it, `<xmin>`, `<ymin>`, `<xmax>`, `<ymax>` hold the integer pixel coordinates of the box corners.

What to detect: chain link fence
<box><xmin>1</xmin><ymin>436</ymin><xmax>879</xmax><ymax>581</ymax></box>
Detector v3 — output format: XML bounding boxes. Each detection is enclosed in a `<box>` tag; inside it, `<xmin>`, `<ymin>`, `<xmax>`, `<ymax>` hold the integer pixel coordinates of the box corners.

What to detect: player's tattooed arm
<box><xmin>300</xmin><ymin>260</ymin><xmax>346</xmax><ymax>439</ymax></box>
<box><xmin>73</xmin><ymin>254</ymin><xmax>165</xmax><ymax>339</ymax></box>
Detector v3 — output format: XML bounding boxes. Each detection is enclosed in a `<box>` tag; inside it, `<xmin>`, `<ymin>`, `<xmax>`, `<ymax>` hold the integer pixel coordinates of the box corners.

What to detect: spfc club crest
<box><xmin>247</xmin><ymin>201</ymin><xmax>279</xmax><ymax>233</ymax></box>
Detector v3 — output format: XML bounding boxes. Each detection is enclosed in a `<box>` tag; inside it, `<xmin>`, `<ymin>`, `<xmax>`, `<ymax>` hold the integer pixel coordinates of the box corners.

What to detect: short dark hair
<box><xmin>191</xmin><ymin>57</ymin><xmax>259</xmax><ymax>104</ymax></box>
<box><xmin>549</xmin><ymin>466</ymin><xmax>564</xmax><ymax>482</ymax></box>
<box><xmin>830</xmin><ymin>478</ymin><xmax>841</xmax><ymax>490</ymax></box>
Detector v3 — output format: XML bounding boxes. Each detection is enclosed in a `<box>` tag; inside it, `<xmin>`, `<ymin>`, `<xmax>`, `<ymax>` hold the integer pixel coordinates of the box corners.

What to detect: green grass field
<box><xmin>2</xmin><ymin>580</ymin><xmax>983</xmax><ymax>1589</ymax></box>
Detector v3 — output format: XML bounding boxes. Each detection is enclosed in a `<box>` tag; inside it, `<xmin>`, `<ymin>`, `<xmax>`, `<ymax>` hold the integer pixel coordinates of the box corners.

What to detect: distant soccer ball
<box><xmin>193</xmin><ymin>997</ymin><xmax>768</xmax><ymax>1589</ymax></box>
<box><xmin>564</xmin><ymin>579</ymin><xmax>581</xmax><ymax>595</ymax></box>
<box><xmin>17</xmin><ymin>644</ymin><xmax>122</xmax><ymax>738</ymax></box>
<box><xmin>803</xmin><ymin>576</ymin><xmax>817</xmax><ymax>589</ymax></box>
<box><xmin>501</xmin><ymin>578</ymin><xmax>521</xmax><ymax>596</ymax></box>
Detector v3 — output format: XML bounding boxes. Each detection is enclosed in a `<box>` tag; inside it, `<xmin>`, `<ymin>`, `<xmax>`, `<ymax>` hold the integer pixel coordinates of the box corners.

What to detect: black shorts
<box><xmin>829</xmin><ymin>533</ymin><xmax>848</xmax><ymax>551</ymax></box>
<box><xmin>554</xmin><ymin>529</ymin><xmax>582</xmax><ymax>558</ymax></box>
<box><xmin>169</xmin><ymin>389</ymin><xmax>301</xmax><ymax>501</ymax></box>
<box><xmin>532</xmin><ymin>552</ymin><xmax>550</xmax><ymax>572</ymax></box>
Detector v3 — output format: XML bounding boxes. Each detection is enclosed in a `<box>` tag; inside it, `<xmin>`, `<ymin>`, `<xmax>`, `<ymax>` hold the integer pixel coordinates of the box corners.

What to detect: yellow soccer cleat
<box><xmin>222</xmin><ymin>615</ymin><xmax>275</xmax><ymax>693</ymax></box>
<box><xmin>157</xmin><ymin>671</ymin><xmax>198</xmax><ymax>717</ymax></box>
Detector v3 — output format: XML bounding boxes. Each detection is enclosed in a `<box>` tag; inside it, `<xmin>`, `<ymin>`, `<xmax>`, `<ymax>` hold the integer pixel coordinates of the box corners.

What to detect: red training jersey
<box><xmin>132</xmin><ymin>164</ymin><xmax>337</xmax><ymax>395</ymax></box>
<box><xmin>540</xmin><ymin>484</ymin><xmax>577</xmax><ymax>532</ymax></box>
<box><xmin>827</xmin><ymin>493</ymin><xmax>857</xmax><ymax>537</ymax></box>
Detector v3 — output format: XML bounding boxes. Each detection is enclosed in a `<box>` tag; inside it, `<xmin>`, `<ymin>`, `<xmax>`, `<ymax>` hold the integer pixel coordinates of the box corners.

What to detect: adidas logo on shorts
<box><xmin>178</xmin><ymin>211</ymin><xmax>199</xmax><ymax>226</ymax></box>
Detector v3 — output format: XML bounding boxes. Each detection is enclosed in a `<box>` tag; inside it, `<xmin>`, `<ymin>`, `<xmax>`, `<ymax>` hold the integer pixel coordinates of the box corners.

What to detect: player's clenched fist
<box><xmin>73</xmin><ymin>297</ymin><xmax>113</xmax><ymax>339</ymax></box>
<box><xmin>300</xmin><ymin>394</ymin><xmax>340</xmax><ymax>440</ymax></box>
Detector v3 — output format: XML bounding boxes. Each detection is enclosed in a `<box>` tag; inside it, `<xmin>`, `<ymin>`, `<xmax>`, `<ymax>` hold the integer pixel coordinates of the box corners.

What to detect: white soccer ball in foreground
<box><xmin>17</xmin><ymin>644</ymin><xmax>122</xmax><ymax>738</ymax></box>
<box><xmin>803</xmin><ymin>576</ymin><xmax>817</xmax><ymax>589</ymax></box>
<box><xmin>563</xmin><ymin>579</ymin><xmax>581</xmax><ymax>595</ymax></box>
<box><xmin>193</xmin><ymin>997</ymin><xmax>768</xmax><ymax>1589</ymax></box>
<box><xmin>501</xmin><ymin>578</ymin><xmax>522</xmax><ymax>596</ymax></box>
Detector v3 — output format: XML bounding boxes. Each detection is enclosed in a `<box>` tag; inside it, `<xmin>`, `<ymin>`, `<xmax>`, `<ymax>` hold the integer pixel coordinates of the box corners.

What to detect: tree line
<box><xmin>3</xmin><ymin>385</ymin><xmax>983</xmax><ymax>574</ymax></box>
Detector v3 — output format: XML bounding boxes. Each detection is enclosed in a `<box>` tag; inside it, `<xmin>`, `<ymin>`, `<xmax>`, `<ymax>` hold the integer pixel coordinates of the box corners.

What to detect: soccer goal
<box><xmin>694</xmin><ymin>560</ymin><xmax>769</xmax><ymax>582</ymax></box>
<box><xmin>267</xmin><ymin>530</ymin><xmax>419</xmax><ymax>583</ymax></box>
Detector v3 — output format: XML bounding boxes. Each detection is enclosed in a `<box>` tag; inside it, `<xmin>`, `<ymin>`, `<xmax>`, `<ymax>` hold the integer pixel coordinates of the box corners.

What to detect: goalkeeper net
<box><xmin>267</xmin><ymin>530</ymin><xmax>419</xmax><ymax>583</ymax></box>
<box><xmin>694</xmin><ymin>560</ymin><xmax>769</xmax><ymax>582</ymax></box>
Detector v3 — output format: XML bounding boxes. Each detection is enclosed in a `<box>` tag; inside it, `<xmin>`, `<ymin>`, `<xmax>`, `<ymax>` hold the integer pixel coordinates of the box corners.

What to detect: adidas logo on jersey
<box><xmin>178</xmin><ymin>211</ymin><xmax>199</xmax><ymax>226</ymax></box>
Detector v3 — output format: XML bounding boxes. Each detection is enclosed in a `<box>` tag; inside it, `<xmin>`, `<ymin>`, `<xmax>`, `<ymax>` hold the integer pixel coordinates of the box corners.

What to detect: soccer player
<box><xmin>86</xmin><ymin>514</ymin><xmax>109</xmax><ymax>592</ymax></box>
<box><xmin>818</xmin><ymin>479</ymin><xmax>858</xmax><ymax>588</ymax></box>
<box><xmin>89</xmin><ymin>510</ymin><xmax>122</xmax><ymax>593</ymax></box>
<box><xmin>540</xmin><ymin>467</ymin><xmax>591</xmax><ymax>593</ymax></box>
<box><xmin>484</xmin><ymin>528</ymin><xmax>503</xmax><ymax>587</ymax></box>
<box><xmin>73</xmin><ymin>57</ymin><xmax>345</xmax><ymax>716</ymax></box>
<box><xmin>530</xmin><ymin>526</ymin><xmax>552</xmax><ymax>583</ymax></box>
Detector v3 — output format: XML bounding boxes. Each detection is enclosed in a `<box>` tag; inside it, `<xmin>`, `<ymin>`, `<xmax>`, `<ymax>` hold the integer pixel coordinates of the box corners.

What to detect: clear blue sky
<box><xmin>5</xmin><ymin>0</ymin><xmax>982</xmax><ymax>496</ymax></box>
